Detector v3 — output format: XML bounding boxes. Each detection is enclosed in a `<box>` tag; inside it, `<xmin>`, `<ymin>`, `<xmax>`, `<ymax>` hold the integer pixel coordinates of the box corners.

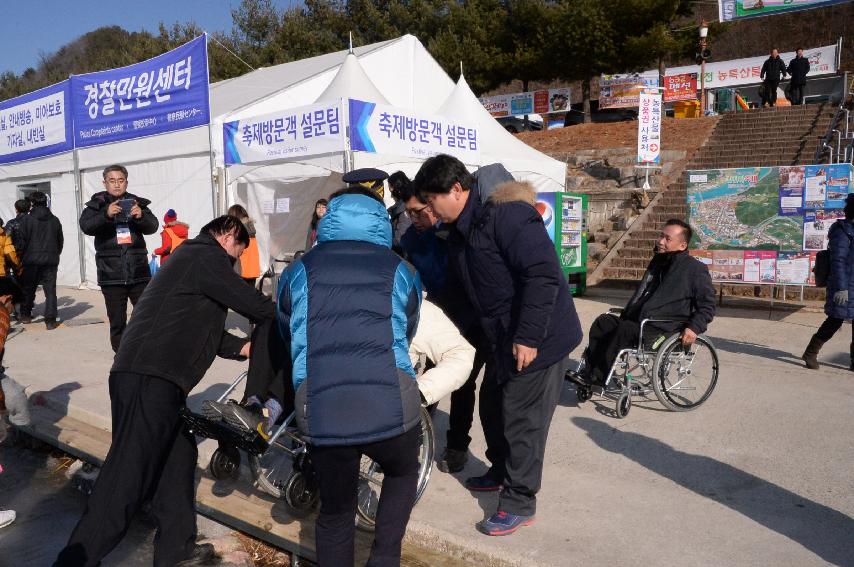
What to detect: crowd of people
<box><xmin>0</xmin><ymin>153</ymin><xmax>729</xmax><ymax>566</ymax></box>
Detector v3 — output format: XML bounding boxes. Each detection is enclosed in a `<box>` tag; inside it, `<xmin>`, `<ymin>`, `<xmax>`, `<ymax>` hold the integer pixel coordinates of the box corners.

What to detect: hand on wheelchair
<box><xmin>680</xmin><ymin>328</ymin><xmax>697</xmax><ymax>348</ymax></box>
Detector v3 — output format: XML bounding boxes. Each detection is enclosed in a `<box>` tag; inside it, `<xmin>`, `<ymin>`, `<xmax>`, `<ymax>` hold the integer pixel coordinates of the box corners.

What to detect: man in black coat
<box><xmin>5</xmin><ymin>198</ymin><xmax>31</xmax><ymax>253</ymax></box>
<box><xmin>760</xmin><ymin>48</ymin><xmax>788</xmax><ymax>107</ymax></box>
<box><xmin>581</xmin><ymin>219</ymin><xmax>716</xmax><ymax>386</ymax></box>
<box><xmin>79</xmin><ymin>164</ymin><xmax>159</xmax><ymax>351</ymax></box>
<box><xmin>55</xmin><ymin>216</ymin><xmax>275</xmax><ymax>567</ymax></box>
<box><xmin>787</xmin><ymin>47</ymin><xmax>810</xmax><ymax>105</ymax></box>
<box><xmin>17</xmin><ymin>191</ymin><xmax>63</xmax><ymax>330</ymax></box>
<box><xmin>415</xmin><ymin>154</ymin><xmax>583</xmax><ymax>536</ymax></box>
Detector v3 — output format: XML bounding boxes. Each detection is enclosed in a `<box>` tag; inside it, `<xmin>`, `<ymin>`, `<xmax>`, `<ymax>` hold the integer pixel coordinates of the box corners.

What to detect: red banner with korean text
<box><xmin>664</xmin><ymin>73</ymin><xmax>698</xmax><ymax>102</ymax></box>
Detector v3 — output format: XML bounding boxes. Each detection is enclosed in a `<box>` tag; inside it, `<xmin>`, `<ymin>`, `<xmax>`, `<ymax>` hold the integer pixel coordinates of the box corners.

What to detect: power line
<box><xmin>205</xmin><ymin>32</ymin><xmax>256</xmax><ymax>72</ymax></box>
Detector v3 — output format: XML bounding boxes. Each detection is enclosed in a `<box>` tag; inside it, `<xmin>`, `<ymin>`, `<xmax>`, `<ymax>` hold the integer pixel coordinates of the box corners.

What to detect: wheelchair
<box><xmin>181</xmin><ymin>371</ymin><xmax>435</xmax><ymax>531</ymax></box>
<box><xmin>566</xmin><ymin>310</ymin><xmax>719</xmax><ymax>418</ymax></box>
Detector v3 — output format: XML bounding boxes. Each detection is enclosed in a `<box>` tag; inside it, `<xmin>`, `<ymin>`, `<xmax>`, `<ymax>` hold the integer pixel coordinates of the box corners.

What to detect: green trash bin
<box><xmin>714</xmin><ymin>88</ymin><xmax>735</xmax><ymax>113</ymax></box>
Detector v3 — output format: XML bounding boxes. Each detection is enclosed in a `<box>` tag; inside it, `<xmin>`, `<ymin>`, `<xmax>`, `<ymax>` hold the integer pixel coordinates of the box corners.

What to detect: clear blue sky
<box><xmin>0</xmin><ymin>0</ymin><xmax>298</xmax><ymax>75</ymax></box>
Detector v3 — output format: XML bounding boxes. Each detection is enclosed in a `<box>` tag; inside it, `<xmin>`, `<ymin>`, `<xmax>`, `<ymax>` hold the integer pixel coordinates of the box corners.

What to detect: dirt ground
<box><xmin>517</xmin><ymin>116</ymin><xmax>720</xmax><ymax>156</ymax></box>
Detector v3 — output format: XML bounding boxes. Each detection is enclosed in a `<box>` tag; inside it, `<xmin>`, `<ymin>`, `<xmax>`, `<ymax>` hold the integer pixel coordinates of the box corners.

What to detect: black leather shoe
<box><xmin>45</xmin><ymin>319</ymin><xmax>59</xmax><ymax>330</ymax></box>
<box><xmin>175</xmin><ymin>543</ymin><xmax>220</xmax><ymax>566</ymax></box>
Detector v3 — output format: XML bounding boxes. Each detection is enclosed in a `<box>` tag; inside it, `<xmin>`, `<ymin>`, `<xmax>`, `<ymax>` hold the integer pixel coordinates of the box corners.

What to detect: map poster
<box><xmin>778</xmin><ymin>166</ymin><xmax>805</xmax><ymax>216</ymax></box>
<box><xmin>688</xmin><ymin>167</ymin><xmax>803</xmax><ymax>251</ymax></box>
<box><xmin>804</xmin><ymin>165</ymin><xmax>827</xmax><ymax>210</ymax></box>
<box><xmin>710</xmin><ymin>250</ymin><xmax>745</xmax><ymax>282</ymax></box>
<box><xmin>776</xmin><ymin>251</ymin><xmax>811</xmax><ymax>284</ymax></box>
<box><xmin>825</xmin><ymin>163</ymin><xmax>852</xmax><ymax>209</ymax></box>
<box><xmin>690</xmin><ymin>250</ymin><xmax>714</xmax><ymax>268</ymax></box>
<box><xmin>803</xmin><ymin>209</ymin><xmax>845</xmax><ymax>251</ymax></box>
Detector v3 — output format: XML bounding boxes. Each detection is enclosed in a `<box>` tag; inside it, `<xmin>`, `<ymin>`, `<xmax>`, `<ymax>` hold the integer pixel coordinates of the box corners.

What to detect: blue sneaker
<box><xmin>464</xmin><ymin>474</ymin><xmax>502</xmax><ymax>492</ymax></box>
<box><xmin>476</xmin><ymin>511</ymin><xmax>535</xmax><ymax>536</ymax></box>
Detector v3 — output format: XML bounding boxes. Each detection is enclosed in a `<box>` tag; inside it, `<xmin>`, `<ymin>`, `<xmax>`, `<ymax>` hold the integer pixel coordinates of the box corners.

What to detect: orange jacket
<box><xmin>239</xmin><ymin>236</ymin><xmax>261</xmax><ymax>279</ymax></box>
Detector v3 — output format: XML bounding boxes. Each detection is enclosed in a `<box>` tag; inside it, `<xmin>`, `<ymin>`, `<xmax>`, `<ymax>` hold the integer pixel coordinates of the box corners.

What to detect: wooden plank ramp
<box><xmin>21</xmin><ymin>403</ymin><xmax>484</xmax><ymax>567</ymax></box>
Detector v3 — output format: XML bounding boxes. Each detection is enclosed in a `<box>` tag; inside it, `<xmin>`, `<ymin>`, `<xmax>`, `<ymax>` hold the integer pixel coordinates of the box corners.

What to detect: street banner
<box><xmin>223</xmin><ymin>101</ymin><xmax>343</xmax><ymax>165</ymax></box>
<box><xmin>663</xmin><ymin>73</ymin><xmax>698</xmax><ymax>102</ymax></box>
<box><xmin>0</xmin><ymin>81</ymin><xmax>72</xmax><ymax>164</ymax></box>
<box><xmin>718</xmin><ymin>0</ymin><xmax>852</xmax><ymax>22</ymax></box>
<box><xmin>663</xmin><ymin>43</ymin><xmax>837</xmax><ymax>90</ymax></box>
<box><xmin>637</xmin><ymin>91</ymin><xmax>662</xmax><ymax>165</ymax></box>
<box><xmin>71</xmin><ymin>35</ymin><xmax>210</xmax><ymax>148</ymax></box>
<box><xmin>599</xmin><ymin>72</ymin><xmax>659</xmax><ymax>108</ymax></box>
<box><xmin>480</xmin><ymin>88</ymin><xmax>571</xmax><ymax>117</ymax></box>
<box><xmin>349</xmin><ymin>99</ymin><xmax>479</xmax><ymax>163</ymax></box>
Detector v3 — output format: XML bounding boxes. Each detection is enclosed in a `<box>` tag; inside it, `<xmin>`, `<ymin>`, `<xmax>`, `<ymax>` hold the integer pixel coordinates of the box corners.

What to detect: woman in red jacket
<box><xmin>153</xmin><ymin>209</ymin><xmax>189</xmax><ymax>264</ymax></box>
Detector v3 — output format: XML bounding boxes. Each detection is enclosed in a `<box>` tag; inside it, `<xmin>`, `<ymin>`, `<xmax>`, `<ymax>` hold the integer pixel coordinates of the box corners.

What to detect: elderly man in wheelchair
<box><xmin>568</xmin><ymin>219</ymin><xmax>718</xmax><ymax>417</ymax></box>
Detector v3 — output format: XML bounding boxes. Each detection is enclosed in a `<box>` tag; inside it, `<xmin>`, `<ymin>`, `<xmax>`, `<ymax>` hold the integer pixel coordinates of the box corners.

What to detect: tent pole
<box><xmin>208</xmin><ymin>122</ymin><xmax>220</xmax><ymax>216</ymax></box>
<box><xmin>72</xmin><ymin>148</ymin><xmax>87</xmax><ymax>288</ymax></box>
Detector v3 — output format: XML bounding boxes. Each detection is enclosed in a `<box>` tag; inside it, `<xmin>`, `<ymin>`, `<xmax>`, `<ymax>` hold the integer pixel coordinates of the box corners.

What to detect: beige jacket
<box><xmin>410</xmin><ymin>299</ymin><xmax>476</xmax><ymax>405</ymax></box>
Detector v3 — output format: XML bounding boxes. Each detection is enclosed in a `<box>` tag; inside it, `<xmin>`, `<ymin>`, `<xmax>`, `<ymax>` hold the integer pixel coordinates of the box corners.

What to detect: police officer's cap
<box><xmin>342</xmin><ymin>168</ymin><xmax>388</xmax><ymax>190</ymax></box>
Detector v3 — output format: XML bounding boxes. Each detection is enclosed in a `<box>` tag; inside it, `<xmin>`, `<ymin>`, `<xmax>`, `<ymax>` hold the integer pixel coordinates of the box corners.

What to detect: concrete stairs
<box><xmin>595</xmin><ymin>103</ymin><xmax>835</xmax><ymax>282</ymax></box>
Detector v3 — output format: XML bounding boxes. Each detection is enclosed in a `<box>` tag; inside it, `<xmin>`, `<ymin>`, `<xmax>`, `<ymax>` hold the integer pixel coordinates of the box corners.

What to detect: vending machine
<box><xmin>535</xmin><ymin>191</ymin><xmax>588</xmax><ymax>296</ymax></box>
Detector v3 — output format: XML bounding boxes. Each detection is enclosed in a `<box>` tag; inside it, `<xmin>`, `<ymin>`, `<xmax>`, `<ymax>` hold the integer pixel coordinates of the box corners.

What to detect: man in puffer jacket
<box><xmin>416</xmin><ymin>154</ymin><xmax>583</xmax><ymax>536</ymax></box>
<box><xmin>278</xmin><ymin>186</ymin><xmax>422</xmax><ymax>567</ymax></box>
<box><xmin>17</xmin><ymin>191</ymin><xmax>63</xmax><ymax>329</ymax></box>
<box><xmin>79</xmin><ymin>165</ymin><xmax>158</xmax><ymax>351</ymax></box>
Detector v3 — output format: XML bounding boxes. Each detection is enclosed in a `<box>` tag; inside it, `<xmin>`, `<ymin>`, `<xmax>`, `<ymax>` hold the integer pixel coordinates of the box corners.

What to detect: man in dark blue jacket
<box><xmin>415</xmin><ymin>155</ymin><xmax>583</xmax><ymax>536</ymax></box>
<box><xmin>278</xmin><ymin>186</ymin><xmax>422</xmax><ymax>566</ymax></box>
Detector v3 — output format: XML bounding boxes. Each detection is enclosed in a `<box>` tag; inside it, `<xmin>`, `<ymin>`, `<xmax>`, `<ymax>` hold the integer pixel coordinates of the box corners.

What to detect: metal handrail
<box><xmin>815</xmin><ymin>104</ymin><xmax>845</xmax><ymax>163</ymax></box>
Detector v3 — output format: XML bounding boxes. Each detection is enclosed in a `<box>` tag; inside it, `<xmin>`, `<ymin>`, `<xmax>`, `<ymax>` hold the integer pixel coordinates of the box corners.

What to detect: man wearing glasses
<box><xmin>79</xmin><ymin>165</ymin><xmax>158</xmax><ymax>352</ymax></box>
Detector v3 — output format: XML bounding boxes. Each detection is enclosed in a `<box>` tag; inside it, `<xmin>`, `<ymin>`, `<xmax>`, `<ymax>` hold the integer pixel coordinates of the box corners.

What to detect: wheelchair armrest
<box><xmin>638</xmin><ymin>319</ymin><xmax>691</xmax><ymax>351</ymax></box>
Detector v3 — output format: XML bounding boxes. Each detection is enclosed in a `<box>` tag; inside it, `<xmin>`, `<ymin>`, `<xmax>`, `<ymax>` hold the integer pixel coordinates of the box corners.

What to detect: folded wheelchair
<box><xmin>181</xmin><ymin>371</ymin><xmax>435</xmax><ymax>531</ymax></box>
<box><xmin>566</xmin><ymin>309</ymin><xmax>719</xmax><ymax>418</ymax></box>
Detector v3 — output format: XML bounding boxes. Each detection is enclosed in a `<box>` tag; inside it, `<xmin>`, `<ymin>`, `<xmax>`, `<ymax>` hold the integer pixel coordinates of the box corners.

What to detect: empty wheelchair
<box><xmin>182</xmin><ymin>371</ymin><xmax>435</xmax><ymax>531</ymax></box>
<box><xmin>566</xmin><ymin>310</ymin><xmax>719</xmax><ymax>418</ymax></box>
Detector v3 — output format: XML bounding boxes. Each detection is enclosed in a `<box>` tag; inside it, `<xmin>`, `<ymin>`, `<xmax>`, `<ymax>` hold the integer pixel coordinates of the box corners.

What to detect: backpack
<box><xmin>164</xmin><ymin>227</ymin><xmax>187</xmax><ymax>252</ymax></box>
<box><xmin>813</xmin><ymin>250</ymin><xmax>830</xmax><ymax>288</ymax></box>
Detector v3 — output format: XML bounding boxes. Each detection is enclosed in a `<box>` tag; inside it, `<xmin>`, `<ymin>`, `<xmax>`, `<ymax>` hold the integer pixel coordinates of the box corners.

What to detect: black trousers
<box><xmin>55</xmin><ymin>373</ymin><xmax>197</xmax><ymax>567</ymax></box>
<box><xmin>243</xmin><ymin>317</ymin><xmax>293</xmax><ymax>413</ymax></box>
<box><xmin>815</xmin><ymin>316</ymin><xmax>854</xmax><ymax>344</ymax></box>
<box><xmin>585</xmin><ymin>314</ymin><xmax>641</xmax><ymax>384</ymax></box>
<box><xmin>479</xmin><ymin>357</ymin><xmax>566</xmax><ymax>516</ymax></box>
<box><xmin>761</xmin><ymin>80</ymin><xmax>780</xmax><ymax>106</ymax></box>
<box><xmin>101</xmin><ymin>282</ymin><xmax>148</xmax><ymax>352</ymax></box>
<box><xmin>310</xmin><ymin>426</ymin><xmax>421</xmax><ymax>567</ymax></box>
<box><xmin>445</xmin><ymin>328</ymin><xmax>488</xmax><ymax>452</ymax></box>
<box><xmin>20</xmin><ymin>264</ymin><xmax>58</xmax><ymax>320</ymax></box>
<box><xmin>790</xmin><ymin>84</ymin><xmax>805</xmax><ymax>105</ymax></box>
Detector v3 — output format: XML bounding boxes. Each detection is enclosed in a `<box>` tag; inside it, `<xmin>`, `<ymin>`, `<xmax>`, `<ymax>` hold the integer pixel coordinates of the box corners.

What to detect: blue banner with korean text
<box><xmin>70</xmin><ymin>35</ymin><xmax>209</xmax><ymax>148</ymax></box>
<box><xmin>0</xmin><ymin>81</ymin><xmax>73</xmax><ymax>164</ymax></box>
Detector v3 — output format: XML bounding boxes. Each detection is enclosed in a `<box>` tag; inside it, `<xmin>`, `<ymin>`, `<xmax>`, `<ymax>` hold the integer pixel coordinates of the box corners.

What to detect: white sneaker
<box><xmin>0</xmin><ymin>509</ymin><xmax>16</xmax><ymax>528</ymax></box>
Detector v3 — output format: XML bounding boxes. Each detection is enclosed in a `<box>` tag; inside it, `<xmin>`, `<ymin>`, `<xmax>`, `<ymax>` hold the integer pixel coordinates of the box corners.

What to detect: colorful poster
<box><xmin>480</xmin><ymin>88</ymin><xmax>571</xmax><ymax>117</ymax></box>
<box><xmin>803</xmin><ymin>208</ymin><xmax>845</xmax><ymax>251</ymax></box>
<box><xmin>776</xmin><ymin>251</ymin><xmax>811</xmax><ymax>284</ymax></box>
<box><xmin>349</xmin><ymin>99</ymin><xmax>479</xmax><ymax>163</ymax></box>
<box><xmin>658</xmin><ymin>43</ymin><xmax>838</xmax><ymax>90</ymax></box>
<box><xmin>742</xmin><ymin>250</ymin><xmax>778</xmax><ymax>283</ymax></box>
<box><xmin>637</xmin><ymin>91</ymin><xmax>662</xmax><ymax>165</ymax></box>
<box><xmin>71</xmin><ymin>35</ymin><xmax>210</xmax><ymax>148</ymax></box>
<box><xmin>779</xmin><ymin>166</ymin><xmax>805</xmax><ymax>216</ymax></box>
<box><xmin>719</xmin><ymin>0</ymin><xmax>851</xmax><ymax>22</ymax></box>
<box><xmin>663</xmin><ymin>73</ymin><xmax>698</xmax><ymax>103</ymax></box>
<box><xmin>223</xmin><ymin>101</ymin><xmax>344</xmax><ymax>165</ymax></box>
<box><xmin>535</xmin><ymin>192</ymin><xmax>557</xmax><ymax>243</ymax></box>
<box><xmin>804</xmin><ymin>165</ymin><xmax>827</xmax><ymax>209</ymax></box>
<box><xmin>825</xmin><ymin>163</ymin><xmax>852</xmax><ymax>208</ymax></box>
<box><xmin>690</xmin><ymin>250</ymin><xmax>714</xmax><ymax>267</ymax></box>
<box><xmin>0</xmin><ymin>81</ymin><xmax>73</xmax><ymax>164</ymax></box>
<box><xmin>710</xmin><ymin>250</ymin><xmax>745</xmax><ymax>282</ymax></box>
<box><xmin>599</xmin><ymin>72</ymin><xmax>659</xmax><ymax>108</ymax></box>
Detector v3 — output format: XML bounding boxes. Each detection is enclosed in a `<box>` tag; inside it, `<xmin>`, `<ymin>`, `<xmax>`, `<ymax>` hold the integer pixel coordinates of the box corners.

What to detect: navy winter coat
<box><xmin>277</xmin><ymin>194</ymin><xmax>423</xmax><ymax>447</ymax></box>
<box><xmin>446</xmin><ymin>180</ymin><xmax>583</xmax><ymax>379</ymax></box>
<box><xmin>825</xmin><ymin>219</ymin><xmax>854</xmax><ymax>319</ymax></box>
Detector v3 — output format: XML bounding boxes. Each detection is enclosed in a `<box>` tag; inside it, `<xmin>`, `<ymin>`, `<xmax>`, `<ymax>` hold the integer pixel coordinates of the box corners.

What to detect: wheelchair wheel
<box><xmin>652</xmin><ymin>334</ymin><xmax>719</xmax><ymax>412</ymax></box>
<box><xmin>283</xmin><ymin>471</ymin><xmax>319</xmax><ymax>516</ymax></box>
<box><xmin>249</xmin><ymin>432</ymin><xmax>300</xmax><ymax>499</ymax></box>
<box><xmin>577</xmin><ymin>384</ymin><xmax>592</xmax><ymax>403</ymax></box>
<box><xmin>209</xmin><ymin>446</ymin><xmax>241</xmax><ymax>480</ymax></box>
<box><xmin>356</xmin><ymin>406</ymin><xmax>435</xmax><ymax>531</ymax></box>
<box><xmin>616</xmin><ymin>392</ymin><xmax>631</xmax><ymax>418</ymax></box>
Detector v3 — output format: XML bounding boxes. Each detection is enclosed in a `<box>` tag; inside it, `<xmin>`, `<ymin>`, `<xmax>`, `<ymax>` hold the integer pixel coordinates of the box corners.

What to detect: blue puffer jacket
<box><xmin>825</xmin><ymin>219</ymin><xmax>854</xmax><ymax>319</ymax></box>
<box><xmin>277</xmin><ymin>194</ymin><xmax>423</xmax><ymax>446</ymax></box>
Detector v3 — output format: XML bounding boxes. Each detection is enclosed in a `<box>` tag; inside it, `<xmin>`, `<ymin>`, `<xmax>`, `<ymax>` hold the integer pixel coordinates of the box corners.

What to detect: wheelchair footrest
<box><xmin>180</xmin><ymin>408</ymin><xmax>268</xmax><ymax>455</ymax></box>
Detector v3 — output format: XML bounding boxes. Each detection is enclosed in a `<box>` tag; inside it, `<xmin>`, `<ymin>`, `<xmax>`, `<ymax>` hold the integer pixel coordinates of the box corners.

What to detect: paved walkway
<box><xmin>4</xmin><ymin>287</ymin><xmax>854</xmax><ymax>566</ymax></box>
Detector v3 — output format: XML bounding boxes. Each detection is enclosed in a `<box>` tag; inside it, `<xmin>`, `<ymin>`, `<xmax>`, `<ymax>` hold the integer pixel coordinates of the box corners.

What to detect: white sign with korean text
<box><xmin>637</xmin><ymin>91</ymin><xmax>663</xmax><ymax>165</ymax></box>
<box><xmin>223</xmin><ymin>101</ymin><xmax>344</xmax><ymax>165</ymax></box>
<box><xmin>0</xmin><ymin>89</ymin><xmax>68</xmax><ymax>160</ymax></box>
